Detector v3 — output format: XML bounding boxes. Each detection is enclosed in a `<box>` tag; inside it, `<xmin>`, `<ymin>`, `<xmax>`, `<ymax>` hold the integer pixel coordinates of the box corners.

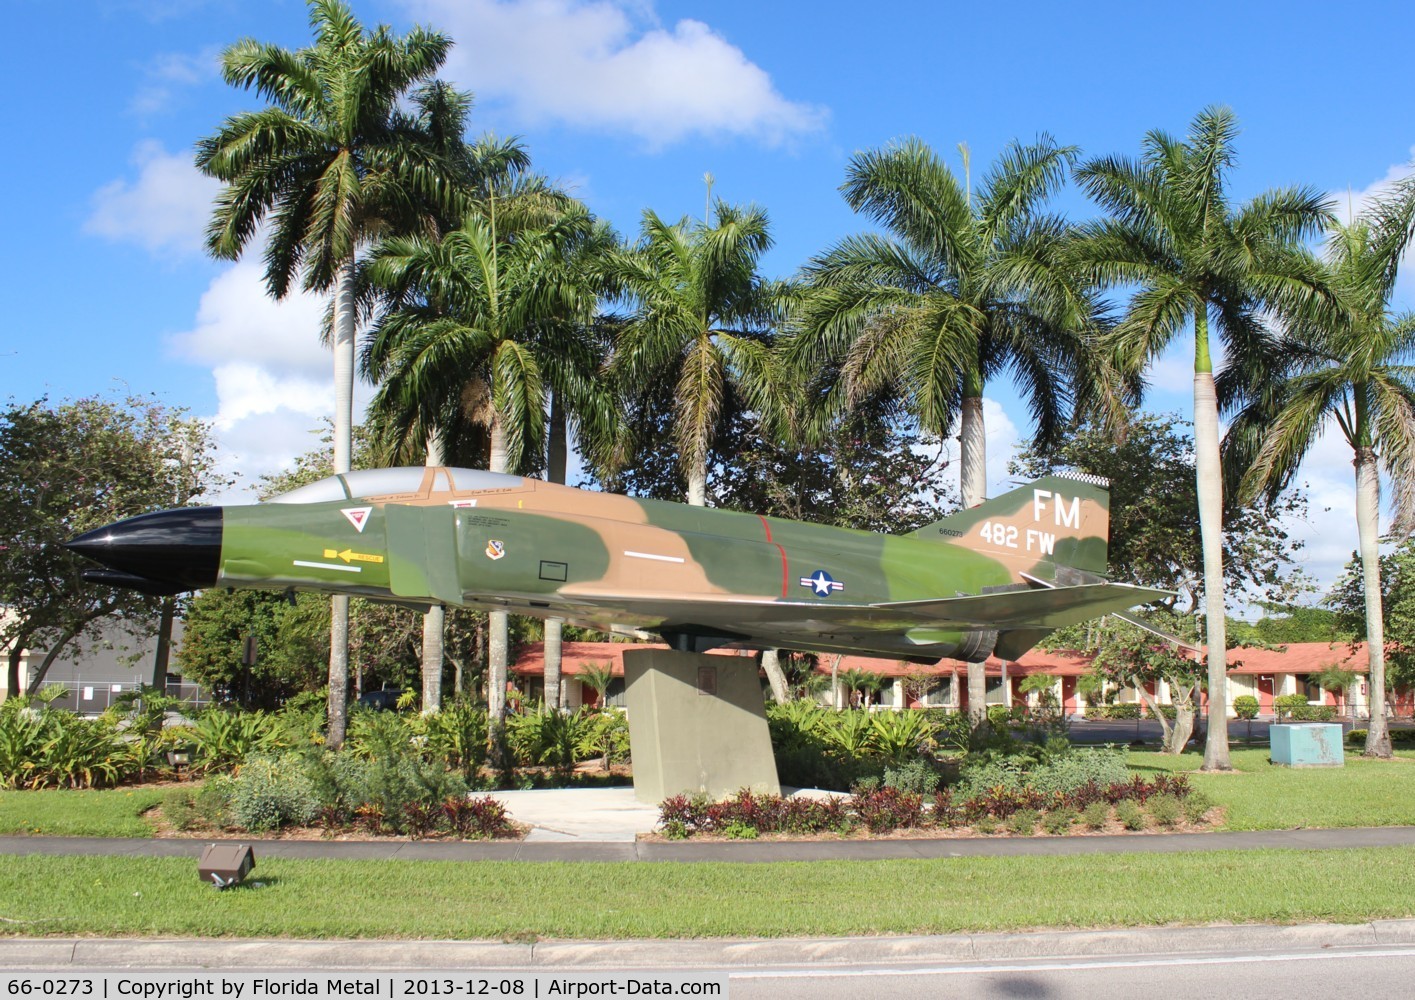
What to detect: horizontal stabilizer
<box><xmin>875</xmin><ymin>582</ymin><xmax>1171</xmax><ymax>630</ymax></box>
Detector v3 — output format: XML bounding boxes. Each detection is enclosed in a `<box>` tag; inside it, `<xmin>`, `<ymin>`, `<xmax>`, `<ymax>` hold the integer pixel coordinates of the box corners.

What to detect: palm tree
<box><xmin>1229</xmin><ymin>208</ymin><xmax>1415</xmax><ymax>758</ymax></box>
<box><xmin>1072</xmin><ymin>106</ymin><xmax>1331</xmax><ymax>770</ymax></box>
<box><xmin>196</xmin><ymin>0</ymin><xmax>460</xmax><ymax>747</ymax></box>
<box><xmin>793</xmin><ymin>136</ymin><xmax>1100</xmax><ymax>725</ymax></box>
<box><xmin>363</xmin><ymin>201</ymin><xmax>609</xmax><ymax>734</ymax></box>
<box><xmin>608</xmin><ymin>202</ymin><xmax>790</xmax><ymax>506</ymax></box>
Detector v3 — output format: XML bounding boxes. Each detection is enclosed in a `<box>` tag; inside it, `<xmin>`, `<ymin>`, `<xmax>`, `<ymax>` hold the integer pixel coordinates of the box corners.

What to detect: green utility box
<box><xmin>1271</xmin><ymin>723</ymin><xmax>1344</xmax><ymax>767</ymax></box>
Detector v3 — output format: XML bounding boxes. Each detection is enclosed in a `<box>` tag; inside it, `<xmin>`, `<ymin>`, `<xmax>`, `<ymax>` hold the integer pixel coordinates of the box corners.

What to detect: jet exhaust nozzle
<box><xmin>66</xmin><ymin>507</ymin><xmax>223</xmax><ymax>594</ymax></box>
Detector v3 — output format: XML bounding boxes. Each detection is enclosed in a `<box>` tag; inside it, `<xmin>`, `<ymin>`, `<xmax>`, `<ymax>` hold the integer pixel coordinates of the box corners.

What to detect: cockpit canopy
<box><xmin>267</xmin><ymin>467</ymin><xmax>523</xmax><ymax>504</ymax></box>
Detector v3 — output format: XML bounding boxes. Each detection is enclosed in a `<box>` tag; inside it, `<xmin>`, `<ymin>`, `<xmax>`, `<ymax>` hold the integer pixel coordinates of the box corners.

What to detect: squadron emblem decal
<box><xmin>341</xmin><ymin>506</ymin><xmax>373</xmax><ymax>533</ymax></box>
<box><xmin>485</xmin><ymin>539</ymin><xmax>506</xmax><ymax>560</ymax></box>
<box><xmin>800</xmin><ymin>570</ymin><xmax>843</xmax><ymax>597</ymax></box>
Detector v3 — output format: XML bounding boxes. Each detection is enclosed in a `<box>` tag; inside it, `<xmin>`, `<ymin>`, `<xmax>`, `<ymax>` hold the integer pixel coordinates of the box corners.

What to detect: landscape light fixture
<box><xmin>198</xmin><ymin>843</ymin><xmax>255</xmax><ymax>888</ymax></box>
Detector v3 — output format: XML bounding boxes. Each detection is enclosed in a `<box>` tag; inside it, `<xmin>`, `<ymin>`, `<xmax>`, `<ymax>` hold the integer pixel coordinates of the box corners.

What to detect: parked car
<box><xmin>356</xmin><ymin>688</ymin><xmax>403</xmax><ymax>711</ymax></box>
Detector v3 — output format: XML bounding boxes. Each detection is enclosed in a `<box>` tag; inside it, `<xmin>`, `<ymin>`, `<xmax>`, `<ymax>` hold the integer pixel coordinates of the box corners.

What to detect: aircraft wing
<box><xmin>458</xmin><ymin>581</ymin><xmax>1172</xmax><ymax>645</ymax></box>
<box><xmin>871</xmin><ymin>582</ymin><xmax>1174</xmax><ymax>630</ymax></box>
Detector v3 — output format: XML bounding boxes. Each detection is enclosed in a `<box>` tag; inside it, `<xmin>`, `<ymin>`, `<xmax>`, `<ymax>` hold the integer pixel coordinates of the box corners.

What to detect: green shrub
<box><xmin>1115</xmin><ymin>799</ymin><xmax>1146</xmax><ymax>831</ymax></box>
<box><xmin>346</xmin><ymin>710</ymin><xmax>416</xmax><ymax>760</ymax></box>
<box><xmin>329</xmin><ymin>754</ymin><xmax>468</xmax><ymax>833</ymax></box>
<box><xmin>1233</xmin><ymin>695</ymin><xmax>1260</xmax><ymax>720</ymax></box>
<box><xmin>721</xmin><ymin>821</ymin><xmax>759</xmax><ymax>840</ymax></box>
<box><xmin>189</xmin><ymin>710</ymin><xmax>282</xmax><ymax>771</ymax></box>
<box><xmin>1084</xmin><ymin>704</ymin><xmax>1142</xmax><ymax>720</ymax></box>
<box><xmin>30</xmin><ymin>715</ymin><xmax>136</xmax><ymax>789</ymax></box>
<box><xmin>419</xmin><ymin>702</ymin><xmax>488</xmax><ymax>779</ymax></box>
<box><xmin>1026</xmin><ymin>748</ymin><xmax>1130</xmax><ymax>796</ymax></box>
<box><xmin>1271</xmin><ymin>694</ymin><xmax>1336</xmax><ymax>722</ymax></box>
<box><xmin>0</xmin><ymin>702</ymin><xmax>49</xmax><ymax>788</ymax></box>
<box><xmin>1347</xmin><ymin>729</ymin><xmax>1415</xmax><ymax>746</ymax></box>
<box><xmin>229</xmin><ymin>755</ymin><xmax>320</xmax><ymax>831</ymax></box>
<box><xmin>883</xmin><ymin>758</ymin><xmax>940</xmax><ymax>795</ymax></box>
<box><xmin>194</xmin><ymin>775</ymin><xmax>234</xmax><ymax>828</ymax></box>
<box><xmin>1182</xmin><ymin>791</ymin><xmax>1214</xmax><ymax>825</ymax></box>
<box><xmin>1081</xmin><ymin>801</ymin><xmax>1110</xmax><ymax>830</ymax></box>
<box><xmin>1007</xmin><ymin>809</ymin><xmax>1040</xmax><ymax>835</ymax></box>
<box><xmin>160</xmin><ymin>788</ymin><xmax>200</xmax><ymax>831</ymax></box>
<box><xmin>867</xmin><ymin>710</ymin><xmax>937</xmax><ymax>763</ymax></box>
<box><xmin>1147</xmin><ymin>794</ymin><xmax>1181</xmax><ymax>827</ymax></box>
<box><xmin>576</xmin><ymin>709</ymin><xmax>631</xmax><ymax>768</ymax></box>
<box><xmin>1043</xmin><ymin>807</ymin><xmax>1077</xmax><ymax>835</ymax></box>
<box><xmin>973</xmin><ymin>815</ymin><xmax>999</xmax><ymax>834</ymax></box>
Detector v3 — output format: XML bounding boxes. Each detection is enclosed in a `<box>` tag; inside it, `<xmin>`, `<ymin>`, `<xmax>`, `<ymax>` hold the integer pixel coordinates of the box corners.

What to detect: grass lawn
<box><xmin>1128</xmin><ymin>747</ymin><xmax>1415</xmax><ymax>830</ymax></box>
<box><xmin>0</xmin><ymin>847</ymin><xmax>1412</xmax><ymax>939</ymax></box>
<box><xmin>0</xmin><ymin>787</ymin><xmax>166</xmax><ymax>837</ymax></box>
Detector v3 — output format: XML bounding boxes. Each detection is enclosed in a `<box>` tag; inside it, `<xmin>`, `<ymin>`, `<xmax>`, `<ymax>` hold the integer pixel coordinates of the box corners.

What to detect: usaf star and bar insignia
<box><xmin>800</xmin><ymin>569</ymin><xmax>844</xmax><ymax>597</ymax></box>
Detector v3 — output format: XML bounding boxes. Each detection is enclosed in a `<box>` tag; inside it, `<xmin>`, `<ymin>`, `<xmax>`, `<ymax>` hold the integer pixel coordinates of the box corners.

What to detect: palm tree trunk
<box><xmin>959</xmin><ymin>389</ymin><xmax>987</xmax><ymax>507</ymax></box>
<box><xmin>544</xmin><ymin>397</ymin><xmax>567</xmax><ymax>711</ymax></box>
<box><xmin>968</xmin><ymin>662</ymin><xmax>987</xmax><ymax>729</ymax></box>
<box><xmin>959</xmin><ymin>372</ymin><xmax>988</xmax><ymax>732</ymax></box>
<box><xmin>1193</xmin><ymin>313</ymin><xmax>1231</xmax><ymax>771</ymax></box>
<box><xmin>421</xmin><ymin>430</ymin><xmax>446</xmax><ymax>715</ymax></box>
<box><xmin>326</xmin><ymin>258</ymin><xmax>358</xmax><ymax>749</ymax></box>
<box><xmin>761</xmin><ymin>649</ymin><xmax>789</xmax><ymax>702</ymax></box>
<box><xmin>687</xmin><ymin>459</ymin><xmax>707</xmax><ymax>507</ymax></box>
<box><xmin>487</xmin><ymin>416</ymin><xmax>510</xmax><ymax>724</ymax></box>
<box><xmin>1355</xmin><ymin>446</ymin><xmax>1393</xmax><ymax>757</ymax></box>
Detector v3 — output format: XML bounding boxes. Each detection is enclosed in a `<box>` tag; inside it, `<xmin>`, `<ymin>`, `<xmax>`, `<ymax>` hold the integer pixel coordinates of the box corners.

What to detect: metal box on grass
<box><xmin>1271</xmin><ymin>723</ymin><xmax>1344</xmax><ymax>767</ymax></box>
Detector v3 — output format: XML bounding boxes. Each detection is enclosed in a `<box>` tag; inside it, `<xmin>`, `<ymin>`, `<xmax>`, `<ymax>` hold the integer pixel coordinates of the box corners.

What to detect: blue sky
<box><xmin>4</xmin><ymin>0</ymin><xmax>1415</xmax><ymax>592</ymax></box>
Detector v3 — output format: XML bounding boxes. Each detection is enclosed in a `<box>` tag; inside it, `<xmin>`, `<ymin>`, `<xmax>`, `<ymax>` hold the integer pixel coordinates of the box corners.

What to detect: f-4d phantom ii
<box><xmin>68</xmin><ymin>467</ymin><xmax>1169</xmax><ymax>664</ymax></box>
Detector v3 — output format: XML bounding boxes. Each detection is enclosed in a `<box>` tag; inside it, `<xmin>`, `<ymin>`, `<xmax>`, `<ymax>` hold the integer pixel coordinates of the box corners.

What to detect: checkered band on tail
<box><xmin>1053</xmin><ymin>471</ymin><xmax>1110</xmax><ymax>489</ymax></box>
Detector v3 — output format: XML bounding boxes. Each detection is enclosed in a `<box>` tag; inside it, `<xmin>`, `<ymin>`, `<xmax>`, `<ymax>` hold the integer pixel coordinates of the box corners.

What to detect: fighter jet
<box><xmin>66</xmin><ymin>467</ymin><xmax>1168</xmax><ymax>663</ymax></box>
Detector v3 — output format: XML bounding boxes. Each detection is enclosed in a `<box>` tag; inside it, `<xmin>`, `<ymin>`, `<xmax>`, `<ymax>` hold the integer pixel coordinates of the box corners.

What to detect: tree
<box><xmin>793</xmin><ymin>136</ymin><xmax>1101</xmax><ymax>726</ymax></box>
<box><xmin>1228</xmin><ymin>208</ymin><xmax>1415</xmax><ymax>758</ymax></box>
<box><xmin>176</xmin><ymin>589</ymin><xmax>329</xmax><ymax>709</ymax></box>
<box><xmin>608</xmin><ymin>201</ymin><xmax>789</xmax><ymax>507</ymax></box>
<box><xmin>196</xmin><ymin>0</ymin><xmax>463</xmax><ymax>748</ymax></box>
<box><xmin>1010</xmin><ymin>414</ymin><xmax>1307</xmax><ymax>611</ymax></box>
<box><xmin>1072</xmin><ymin>106</ymin><xmax>1331</xmax><ymax>770</ymax></box>
<box><xmin>0</xmin><ymin>396</ymin><xmax>221</xmax><ymax>697</ymax></box>
<box><xmin>1327</xmin><ymin>539</ymin><xmax>1415</xmax><ymax>705</ymax></box>
<box><xmin>1315</xmin><ymin>663</ymin><xmax>1358</xmax><ymax>716</ymax></box>
<box><xmin>363</xmin><ymin>201</ymin><xmax>610</xmax><ymax>738</ymax></box>
<box><xmin>1094</xmin><ymin>635</ymin><xmax>1204</xmax><ymax>755</ymax></box>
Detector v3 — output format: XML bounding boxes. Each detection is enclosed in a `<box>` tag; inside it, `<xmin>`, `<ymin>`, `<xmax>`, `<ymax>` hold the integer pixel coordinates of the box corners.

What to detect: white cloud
<box><xmin>400</xmin><ymin>0</ymin><xmax>827</xmax><ymax>146</ymax></box>
<box><xmin>130</xmin><ymin>48</ymin><xmax>219</xmax><ymax>116</ymax></box>
<box><xmin>169</xmin><ymin>260</ymin><xmax>375</xmax><ymax>500</ymax></box>
<box><xmin>172</xmin><ymin>261</ymin><xmax>331</xmax><ymax>378</ymax></box>
<box><xmin>84</xmin><ymin>141</ymin><xmax>219</xmax><ymax>257</ymax></box>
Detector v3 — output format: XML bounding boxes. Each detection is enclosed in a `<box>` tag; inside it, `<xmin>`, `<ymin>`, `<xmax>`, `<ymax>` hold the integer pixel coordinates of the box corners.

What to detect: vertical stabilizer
<box><xmin>907</xmin><ymin>473</ymin><xmax>1111</xmax><ymax>576</ymax></box>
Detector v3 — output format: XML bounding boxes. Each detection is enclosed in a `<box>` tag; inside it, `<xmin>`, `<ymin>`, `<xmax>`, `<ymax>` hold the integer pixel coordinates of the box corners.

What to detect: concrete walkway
<box><xmin>6</xmin><ymin>920</ymin><xmax>1415</xmax><ymax>970</ymax></box>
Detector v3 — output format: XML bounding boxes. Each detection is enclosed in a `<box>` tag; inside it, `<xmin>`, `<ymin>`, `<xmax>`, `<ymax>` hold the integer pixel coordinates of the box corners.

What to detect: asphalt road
<box><xmin>725</xmin><ymin>945</ymin><xmax>1415</xmax><ymax>999</ymax></box>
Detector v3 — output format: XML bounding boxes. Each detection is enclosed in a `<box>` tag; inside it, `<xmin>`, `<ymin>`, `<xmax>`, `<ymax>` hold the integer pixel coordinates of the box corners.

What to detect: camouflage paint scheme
<box><xmin>208</xmin><ymin>467</ymin><xmax>1167</xmax><ymax>664</ymax></box>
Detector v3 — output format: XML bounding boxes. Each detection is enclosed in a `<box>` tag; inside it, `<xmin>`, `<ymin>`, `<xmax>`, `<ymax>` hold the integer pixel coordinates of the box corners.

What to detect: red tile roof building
<box><xmin>512</xmin><ymin>641</ymin><xmax>1408</xmax><ymax>716</ymax></box>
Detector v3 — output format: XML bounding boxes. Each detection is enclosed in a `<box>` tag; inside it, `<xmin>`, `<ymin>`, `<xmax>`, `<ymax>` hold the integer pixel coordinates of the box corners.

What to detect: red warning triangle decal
<box><xmin>341</xmin><ymin>506</ymin><xmax>373</xmax><ymax>533</ymax></box>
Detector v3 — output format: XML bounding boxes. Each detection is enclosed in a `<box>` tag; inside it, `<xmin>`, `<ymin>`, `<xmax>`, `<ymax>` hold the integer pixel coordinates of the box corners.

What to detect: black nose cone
<box><xmin>66</xmin><ymin>507</ymin><xmax>222</xmax><ymax>593</ymax></box>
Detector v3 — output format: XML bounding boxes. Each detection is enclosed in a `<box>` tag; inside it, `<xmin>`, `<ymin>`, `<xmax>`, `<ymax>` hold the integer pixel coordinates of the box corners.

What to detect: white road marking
<box><xmin>731</xmin><ymin>946</ymin><xmax>1415</xmax><ymax>979</ymax></box>
<box><xmin>624</xmin><ymin>550</ymin><xmax>685</xmax><ymax>563</ymax></box>
<box><xmin>292</xmin><ymin>560</ymin><xmax>362</xmax><ymax>573</ymax></box>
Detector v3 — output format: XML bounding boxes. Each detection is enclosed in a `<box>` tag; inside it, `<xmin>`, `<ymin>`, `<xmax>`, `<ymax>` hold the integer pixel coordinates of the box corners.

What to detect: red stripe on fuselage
<box><xmin>759</xmin><ymin>515</ymin><xmax>788</xmax><ymax>597</ymax></box>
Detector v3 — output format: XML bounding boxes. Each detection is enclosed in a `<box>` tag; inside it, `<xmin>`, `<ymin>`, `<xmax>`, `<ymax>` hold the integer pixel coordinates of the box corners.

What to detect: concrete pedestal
<box><xmin>623</xmin><ymin>648</ymin><xmax>781</xmax><ymax>804</ymax></box>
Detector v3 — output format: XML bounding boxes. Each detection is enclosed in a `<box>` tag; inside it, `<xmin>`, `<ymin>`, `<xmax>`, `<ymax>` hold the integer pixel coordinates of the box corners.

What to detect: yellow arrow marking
<box><xmin>323</xmin><ymin>548</ymin><xmax>385</xmax><ymax>564</ymax></box>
